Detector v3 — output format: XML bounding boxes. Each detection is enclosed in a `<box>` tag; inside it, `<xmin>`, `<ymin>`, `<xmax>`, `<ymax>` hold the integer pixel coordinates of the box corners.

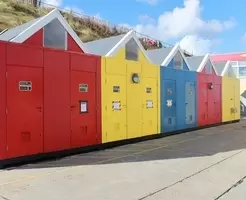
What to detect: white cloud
<box><xmin>242</xmin><ymin>33</ymin><xmax>246</xmax><ymax>44</ymax></box>
<box><xmin>133</xmin><ymin>0</ymin><xmax>236</xmax><ymax>54</ymax></box>
<box><xmin>136</xmin><ymin>0</ymin><xmax>160</xmax><ymax>6</ymax></box>
<box><xmin>179</xmin><ymin>35</ymin><xmax>213</xmax><ymax>55</ymax></box>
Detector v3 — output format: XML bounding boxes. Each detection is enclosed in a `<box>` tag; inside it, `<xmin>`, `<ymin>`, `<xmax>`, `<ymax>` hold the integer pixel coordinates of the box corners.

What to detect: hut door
<box><xmin>214</xmin><ymin>84</ymin><xmax>221</xmax><ymax>123</ymax></box>
<box><xmin>199</xmin><ymin>82</ymin><xmax>208</xmax><ymax>126</ymax></box>
<box><xmin>104</xmin><ymin>74</ymin><xmax>127</xmax><ymax>142</ymax></box>
<box><xmin>231</xmin><ymin>85</ymin><xmax>236</xmax><ymax>120</ymax></box>
<box><xmin>142</xmin><ymin>78</ymin><xmax>158</xmax><ymax>136</ymax></box>
<box><xmin>70</xmin><ymin>71</ymin><xmax>97</xmax><ymax>148</ymax></box>
<box><xmin>6</xmin><ymin>66</ymin><xmax>44</xmax><ymax>158</ymax></box>
<box><xmin>185</xmin><ymin>82</ymin><xmax>196</xmax><ymax>125</ymax></box>
<box><xmin>162</xmin><ymin>80</ymin><xmax>176</xmax><ymax>132</ymax></box>
<box><xmin>126</xmin><ymin>63</ymin><xmax>142</xmax><ymax>139</ymax></box>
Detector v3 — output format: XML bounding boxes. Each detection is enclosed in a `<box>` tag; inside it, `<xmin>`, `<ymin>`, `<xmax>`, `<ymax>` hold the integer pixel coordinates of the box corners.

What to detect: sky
<box><xmin>44</xmin><ymin>0</ymin><xmax>246</xmax><ymax>56</ymax></box>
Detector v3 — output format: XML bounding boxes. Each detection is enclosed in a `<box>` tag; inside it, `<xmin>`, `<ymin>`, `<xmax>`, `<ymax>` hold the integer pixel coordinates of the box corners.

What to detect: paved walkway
<box><xmin>0</xmin><ymin>120</ymin><xmax>246</xmax><ymax>200</ymax></box>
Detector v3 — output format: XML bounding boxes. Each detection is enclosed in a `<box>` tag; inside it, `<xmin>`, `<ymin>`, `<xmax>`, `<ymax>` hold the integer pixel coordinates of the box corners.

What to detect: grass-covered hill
<box><xmin>0</xmin><ymin>0</ymin><xmax>193</xmax><ymax>55</ymax></box>
<box><xmin>0</xmin><ymin>0</ymin><xmax>169</xmax><ymax>50</ymax></box>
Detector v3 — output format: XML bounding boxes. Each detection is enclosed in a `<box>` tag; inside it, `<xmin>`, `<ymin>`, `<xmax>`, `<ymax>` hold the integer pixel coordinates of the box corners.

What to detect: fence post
<box><xmin>33</xmin><ymin>0</ymin><xmax>38</xmax><ymax>7</ymax></box>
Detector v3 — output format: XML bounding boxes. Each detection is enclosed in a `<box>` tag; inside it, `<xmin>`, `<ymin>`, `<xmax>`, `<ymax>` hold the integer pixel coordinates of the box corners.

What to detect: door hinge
<box><xmin>105</xmin><ymin>106</ymin><xmax>107</xmax><ymax>111</ymax></box>
<box><xmin>105</xmin><ymin>79</ymin><xmax>107</xmax><ymax>84</ymax></box>
<box><xmin>6</xmin><ymin>145</ymin><xmax>8</xmax><ymax>151</ymax></box>
<box><xmin>5</xmin><ymin>72</ymin><xmax>7</xmax><ymax>79</ymax></box>
<box><xmin>5</xmin><ymin>108</ymin><xmax>8</xmax><ymax>115</ymax></box>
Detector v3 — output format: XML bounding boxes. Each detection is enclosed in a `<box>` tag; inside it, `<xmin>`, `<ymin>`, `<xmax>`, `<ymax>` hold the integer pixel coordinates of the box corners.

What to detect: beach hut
<box><xmin>213</xmin><ymin>61</ymin><xmax>240</xmax><ymax>122</ymax></box>
<box><xmin>187</xmin><ymin>54</ymin><xmax>222</xmax><ymax>126</ymax></box>
<box><xmin>86</xmin><ymin>31</ymin><xmax>160</xmax><ymax>143</ymax></box>
<box><xmin>147</xmin><ymin>44</ymin><xmax>197</xmax><ymax>133</ymax></box>
<box><xmin>0</xmin><ymin>9</ymin><xmax>101</xmax><ymax>160</ymax></box>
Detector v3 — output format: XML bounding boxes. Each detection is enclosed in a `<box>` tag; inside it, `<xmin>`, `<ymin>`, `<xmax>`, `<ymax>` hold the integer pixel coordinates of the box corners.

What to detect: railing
<box><xmin>11</xmin><ymin>0</ymin><xmax>193</xmax><ymax>55</ymax></box>
<box><xmin>231</xmin><ymin>61</ymin><xmax>246</xmax><ymax>79</ymax></box>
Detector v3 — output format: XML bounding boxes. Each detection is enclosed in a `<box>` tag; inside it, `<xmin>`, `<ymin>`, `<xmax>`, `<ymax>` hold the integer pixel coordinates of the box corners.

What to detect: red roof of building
<box><xmin>211</xmin><ymin>52</ymin><xmax>246</xmax><ymax>62</ymax></box>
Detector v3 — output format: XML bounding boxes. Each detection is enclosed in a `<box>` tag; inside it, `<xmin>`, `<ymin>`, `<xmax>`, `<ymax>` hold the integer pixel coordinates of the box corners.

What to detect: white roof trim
<box><xmin>241</xmin><ymin>96</ymin><xmax>246</xmax><ymax>106</ymax></box>
<box><xmin>160</xmin><ymin>43</ymin><xmax>192</xmax><ymax>70</ymax></box>
<box><xmin>197</xmin><ymin>54</ymin><xmax>218</xmax><ymax>75</ymax></box>
<box><xmin>221</xmin><ymin>61</ymin><xmax>231</xmax><ymax>76</ymax></box>
<box><xmin>105</xmin><ymin>30</ymin><xmax>153</xmax><ymax>63</ymax></box>
<box><xmin>10</xmin><ymin>9</ymin><xmax>87</xmax><ymax>53</ymax></box>
<box><xmin>105</xmin><ymin>30</ymin><xmax>133</xmax><ymax>56</ymax></box>
<box><xmin>197</xmin><ymin>54</ymin><xmax>209</xmax><ymax>72</ymax></box>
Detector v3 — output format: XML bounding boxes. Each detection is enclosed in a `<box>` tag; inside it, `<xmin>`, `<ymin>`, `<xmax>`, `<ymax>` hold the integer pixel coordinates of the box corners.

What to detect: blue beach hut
<box><xmin>147</xmin><ymin>44</ymin><xmax>197</xmax><ymax>133</ymax></box>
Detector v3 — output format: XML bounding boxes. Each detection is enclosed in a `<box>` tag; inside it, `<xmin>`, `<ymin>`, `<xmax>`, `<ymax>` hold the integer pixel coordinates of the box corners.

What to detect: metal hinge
<box><xmin>5</xmin><ymin>72</ymin><xmax>7</xmax><ymax>78</ymax></box>
<box><xmin>6</xmin><ymin>145</ymin><xmax>8</xmax><ymax>151</ymax></box>
<box><xmin>105</xmin><ymin>106</ymin><xmax>107</xmax><ymax>111</ymax></box>
<box><xmin>105</xmin><ymin>79</ymin><xmax>107</xmax><ymax>84</ymax></box>
<box><xmin>5</xmin><ymin>108</ymin><xmax>7</xmax><ymax>115</ymax></box>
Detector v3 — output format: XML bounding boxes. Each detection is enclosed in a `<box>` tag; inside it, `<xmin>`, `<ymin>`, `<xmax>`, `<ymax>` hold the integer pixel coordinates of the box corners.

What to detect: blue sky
<box><xmin>47</xmin><ymin>0</ymin><xmax>246</xmax><ymax>55</ymax></box>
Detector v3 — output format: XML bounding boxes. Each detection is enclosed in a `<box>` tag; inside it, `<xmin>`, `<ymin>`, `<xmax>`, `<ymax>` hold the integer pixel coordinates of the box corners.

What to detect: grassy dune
<box><xmin>0</xmin><ymin>0</ymin><xmax>168</xmax><ymax>50</ymax></box>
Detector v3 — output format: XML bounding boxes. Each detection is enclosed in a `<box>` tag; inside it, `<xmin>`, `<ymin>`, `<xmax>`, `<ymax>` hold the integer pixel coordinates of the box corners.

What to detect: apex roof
<box><xmin>85</xmin><ymin>34</ymin><xmax>125</xmax><ymax>56</ymax></box>
<box><xmin>186</xmin><ymin>56</ymin><xmax>205</xmax><ymax>71</ymax></box>
<box><xmin>147</xmin><ymin>44</ymin><xmax>192</xmax><ymax>70</ymax></box>
<box><xmin>186</xmin><ymin>54</ymin><xmax>218</xmax><ymax>75</ymax></box>
<box><xmin>85</xmin><ymin>30</ymin><xmax>153</xmax><ymax>63</ymax></box>
<box><xmin>146</xmin><ymin>47</ymin><xmax>173</xmax><ymax>65</ymax></box>
<box><xmin>240</xmin><ymin>96</ymin><xmax>246</xmax><ymax>106</ymax></box>
<box><xmin>213</xmin><ymin>61</ymin><xmax>227</xmax><ymax>75</ymax></box>
<box><xmin>0</xmin><ymin>9</ymin><xmax>87</xmax><ymax>52</ymax></box>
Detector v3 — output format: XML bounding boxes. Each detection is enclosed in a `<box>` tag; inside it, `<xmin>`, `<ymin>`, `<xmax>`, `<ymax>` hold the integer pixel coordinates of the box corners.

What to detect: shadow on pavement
<box><xmin>8</xmin><ymin>120</ymin><xmax>246</xmax><ymax>169</ymax></box>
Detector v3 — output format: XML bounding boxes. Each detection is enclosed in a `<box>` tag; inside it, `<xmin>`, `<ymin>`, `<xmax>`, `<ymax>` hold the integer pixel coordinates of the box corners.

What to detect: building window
<box><xmin>174</xmin><ymin>52</ymin><xmax>183</xmax><ymax>69</ymax></box>
<box><xmin>230</xmin><ymin>61</ymin><xmax>246</xmax><ymax>79</ymax></box>
<box><xmin>125</xmin><ymin>38</ymin><xmax>139</xmax><ymax>61</ymax></box>
<box><xmin>205</xmin><ymin>61</ymin><xmax>212</xmax><ymax>74</ymax></box>
<box><xmin>239</xmin><ymin>66</ymin><xmax>246</xmax><ymax>78</ymax></box>
<box><xmin>43</xmin><ymin>19</ymin><xmax>67</xmax><ymax>50</ymax></box>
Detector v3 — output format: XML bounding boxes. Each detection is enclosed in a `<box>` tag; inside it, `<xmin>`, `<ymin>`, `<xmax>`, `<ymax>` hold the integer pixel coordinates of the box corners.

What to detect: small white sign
<box><xmin>79</xmin><ymin>84</ymin><xmax>88</xmax><ymax>92</ymax></box>
<box><xmin>146</xmin><ymin>100</ymin><xmax>153</xmax><ymax>108</ymax></box>
<box><xmin>167</xmin><ymin>100</ymin><xmax>172</xmax><ymax>107</ymax></box>
<box><xmin>112</xmin><ymin>101</ymin><xmax>121</xmax><ymax>110</ymax></box>
<box><xmin>80</xmin><ymin>102</ymin><xmax>88</xmax><ymax>112</ymax></box>
<box><xmin>19</xmin><ymin>81</ymin><xmax>32</xmax><ymax>91</ymax></box>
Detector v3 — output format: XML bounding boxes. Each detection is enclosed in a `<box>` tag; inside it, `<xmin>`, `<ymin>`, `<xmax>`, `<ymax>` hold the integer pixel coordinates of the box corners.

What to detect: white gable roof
<box><xmin>197</xmin><ymin>54</ymin><xmax>218</xmax><ymax>75</ymax></box>
<box><xmin>241</xmin><ymin>96</ymin><xmax>246</xmax><ymax>107</ymax></box>
<box><xmin>106</xmin><ymin>30</ymin><xmax>153</xmax><ymax>63</ymax></box>
<box><xmin>221</xmin><ymin>60</ymin><xmax>236</xmax><ymax>77</ymax></box>
<box><xmin>3</xmin><ymin>9</ymin><xmax>87</xmax><ymax>52</ymax></box>
<box><xmin>160</xmin><ymin>44</ymin><xmax>192</xmax><ymax>70</ymax></box>
<box><xmin>86</xmin><ymin>30</ymin><xmax>153</xmax><ymax>63</ymax></box>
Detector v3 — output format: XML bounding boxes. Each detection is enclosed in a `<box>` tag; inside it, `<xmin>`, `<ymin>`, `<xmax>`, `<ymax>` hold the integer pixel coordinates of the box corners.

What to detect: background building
<box><xmin>211</xmin><ymin>53</ymin><xmax>246</xmax><ymax>94</ymax></box>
